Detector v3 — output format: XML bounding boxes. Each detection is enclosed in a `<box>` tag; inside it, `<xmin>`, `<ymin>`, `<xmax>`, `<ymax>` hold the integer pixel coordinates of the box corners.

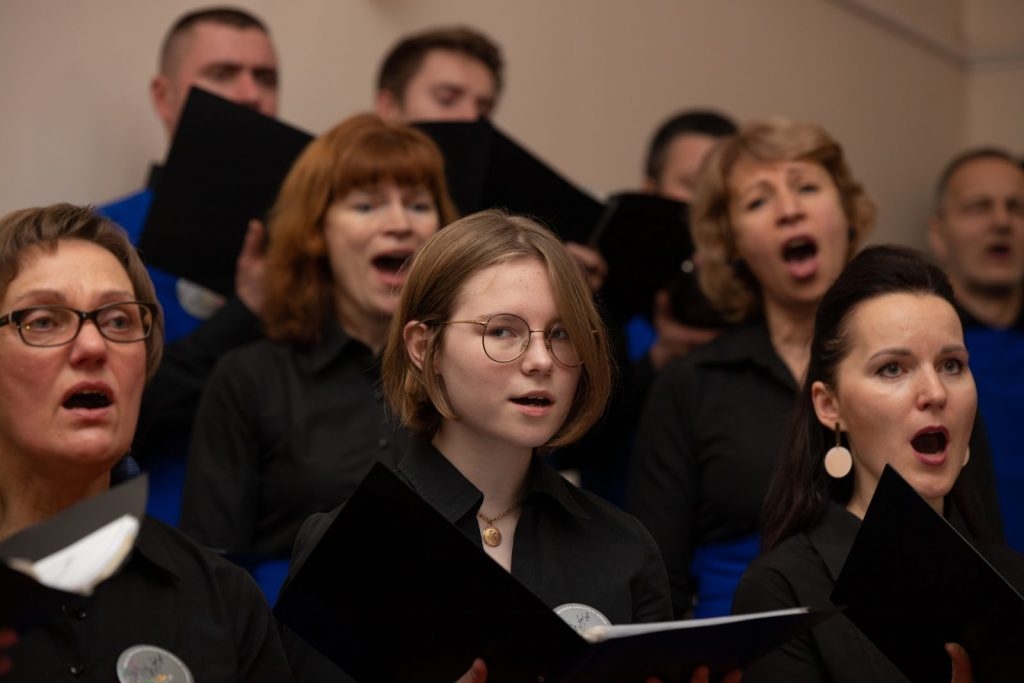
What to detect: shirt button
<box><xmin>377</xmin><ymin>437</ymin><xmax>390</xmax><ymax>449</ymax></box>
<box><xmin>69</xmin><ymin>663</ymin><xmax>84</xmax><ymax>676</ymax></box>
<box><xmin>73</xmin><ymin>607</ymin><xmax>88</xmax><ymax>619</ymax></box>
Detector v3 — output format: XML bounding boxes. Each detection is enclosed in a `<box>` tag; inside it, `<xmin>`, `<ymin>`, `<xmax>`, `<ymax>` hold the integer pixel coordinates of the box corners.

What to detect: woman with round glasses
<box><xmin>0</xmin><ymin>204</ymin><xmax>291</xmax><ymax>679</ymax></box>
<box><xmin>285</xmin><ymin>210</ymin><xmax>742</xmax><ymax>681</ymax></box>
<box><xmin>179</xmin><ymin>114</ymin><xmax>457</xmax><ymax>601</ymax></box>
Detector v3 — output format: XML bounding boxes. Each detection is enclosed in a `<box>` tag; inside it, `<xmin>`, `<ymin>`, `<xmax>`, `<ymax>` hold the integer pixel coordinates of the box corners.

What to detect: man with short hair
<box><xmin>643</xmin><ymin>109</ymin><xmax>738</xmax><ymax>204</ymax></box>
<box><xmin>375</xmin><ymin>26</ymin><xmax>502</xmax><ymax>122</ymax></box>
<box><xmin>103</xmin><ymin>6</ymin><xmax>278</xmax><ymax>340</ymax></box>
<box><xmin>928</xmin><ymin>147</ymin><xmax>1024</xmax><ymax>552</ymax></box>
<box><xmin>100</xmin><ymin>7</ymin><xmax>279</xmax><ymax>527</ymax></box>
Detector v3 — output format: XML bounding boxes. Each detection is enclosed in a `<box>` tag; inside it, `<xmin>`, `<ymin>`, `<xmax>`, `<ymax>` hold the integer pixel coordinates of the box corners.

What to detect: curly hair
<box><xmin>691</xmin><ymin>118</ymin><xmax>877</xmax><ymax>322</ymax></box>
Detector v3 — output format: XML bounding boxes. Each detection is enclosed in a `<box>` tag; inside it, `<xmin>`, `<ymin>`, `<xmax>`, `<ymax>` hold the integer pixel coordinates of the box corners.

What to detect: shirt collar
<box><xmin>129</xmin><ymin>517</ymin><xmax>182</xmax><ymax>584</ymax></box>
<box><xmin>306</xmin><ymin>320</ymin><xmax>372</xmax><ymax>375</ymax></box>
<box><xmin>397</xmin><ymin>441</ymin><xmax>590</xmax><ymax>523</ymax></box>
<box><xmin>807</xmin><ymin>502</ymin><xmax>862</xmax><ymax>581</ymax></box>
<box><xmin>695</xmin><ymin>319</ymin><xmax>797</xmax><ymax>391</ymax></box>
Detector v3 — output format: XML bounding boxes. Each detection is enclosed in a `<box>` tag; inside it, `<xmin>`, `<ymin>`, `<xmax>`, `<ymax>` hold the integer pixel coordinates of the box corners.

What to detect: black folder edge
<box><xmin>413</xmin><ymin>120</ymin><xmax>604</xmax><ymax>244</ymax></box>
<box><xmin>832</xmin><ymin>465</ymin><xmax>1024</xmax><ymax>683</ymax></box>
<box><xmin>139</xmin><ymin>87</ymin><xmax>313</xmax><ymax>296</ymax></box>
<box><xmin>275</xmin><ymin>463</ymin><xmax>835</xmax><ymax>682</ymax></box>
<box><xmin>0</xmin><ymin>474</ymin><xmax>147</xmax><ymax>630</ymax></box>
<box><xmin>588</xmin><ymin>192</ymin><xmax>729</xmax><ymax>327</ymax></box>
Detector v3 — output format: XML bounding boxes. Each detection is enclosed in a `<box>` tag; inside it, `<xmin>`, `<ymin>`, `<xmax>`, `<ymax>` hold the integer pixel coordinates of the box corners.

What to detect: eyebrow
<box><xmin>867</xmin><ymin>344</ymin><xmax>967</xmax><ymax>360</ymax></box>
<box><xmin>8</xmin><ymin>288</ymin><xmax>136</xmax><ymax>307</ymax></box>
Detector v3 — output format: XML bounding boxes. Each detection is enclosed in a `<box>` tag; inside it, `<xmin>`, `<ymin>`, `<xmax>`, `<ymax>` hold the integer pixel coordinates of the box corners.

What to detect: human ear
<box><xmin>927</xmin><ymin>215</ymin><xmax>950</xmax><ymax>264</ymax></box>
<box><xmin>404</xmin><ymin>321</ymin><xmax>432</xmax><ymax>371</ymax></box>
<box><xmin>149</xmin><ymin>75</ymin><xmax>177</xmax><ymax>135</ymax></box>
<box><xmin>374</xmin><ymin>89</ymin><xmax>401</xmax><ymax>121</ymax></box>
<box><xmin>811</xmin><ymin>380</ymin><xmax>841</xmax><ymax>430</ymax></box>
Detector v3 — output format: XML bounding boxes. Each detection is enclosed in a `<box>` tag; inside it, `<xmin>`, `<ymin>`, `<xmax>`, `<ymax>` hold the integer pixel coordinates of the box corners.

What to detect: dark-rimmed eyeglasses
<box><xmin>0</xmin><ymin>302</ymin><xmax>158</xmax><ymax>347</ymax></box>
<box><xmin>438</xmin><ymin>313</ymin><xmax>583</xmax><ymax>367</ymax></box>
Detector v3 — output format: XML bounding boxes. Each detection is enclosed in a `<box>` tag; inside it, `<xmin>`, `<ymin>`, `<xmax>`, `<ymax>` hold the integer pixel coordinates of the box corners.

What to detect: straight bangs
<box><xmin>331</xmin><ymin>131</ymin><xmax>445</xmax><ymax>201</ymax></box>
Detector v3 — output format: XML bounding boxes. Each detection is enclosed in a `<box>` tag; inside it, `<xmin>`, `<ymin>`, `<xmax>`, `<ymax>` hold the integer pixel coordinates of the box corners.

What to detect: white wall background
<box><xmin>1</xmin><ymin>0</ymin><xmax>1022</xmax><ymax>247</ymax></box>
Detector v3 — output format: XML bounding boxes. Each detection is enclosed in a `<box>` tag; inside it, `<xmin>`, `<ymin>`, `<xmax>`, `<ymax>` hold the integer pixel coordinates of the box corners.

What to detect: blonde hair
<box><xmin>382</xmin><ymin>210</ymin><xmax>612</xmax><ymax>450</ymax></box>
<box><xmin>691</xmin><ymin>118</ymin><xmax>876</xmax><ymax>322</ymax></box>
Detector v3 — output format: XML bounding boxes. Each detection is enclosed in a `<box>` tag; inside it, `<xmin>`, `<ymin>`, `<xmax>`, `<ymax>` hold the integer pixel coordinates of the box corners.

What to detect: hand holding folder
<box><xmin>275</xmin><ymin>464</ymin><xmax>834</xmax><ymax>682</ymax></box>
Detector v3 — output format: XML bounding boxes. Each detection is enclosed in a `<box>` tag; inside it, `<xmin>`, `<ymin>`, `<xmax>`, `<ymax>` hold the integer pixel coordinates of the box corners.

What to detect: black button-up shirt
<box><xmin>8</xmin><ymin>517</ymin><xmax>291</xmax><ymax>682</ymax></box>
<box><xmin>180</xmin><ymin>322</ymin><xmax>411</xmax><ymax>557</ymax></box>
<box><xmin>283</xmin><ymin>439</ymin><xmax>671</xmax><ymax>681</ymax></box>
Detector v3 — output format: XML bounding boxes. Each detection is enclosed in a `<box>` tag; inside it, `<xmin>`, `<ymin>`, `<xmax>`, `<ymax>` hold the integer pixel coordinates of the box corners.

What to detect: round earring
<box><xmin>824</xmin><ymin>423</ymin><xmax>853</xmax><ymax>479</ymax></box>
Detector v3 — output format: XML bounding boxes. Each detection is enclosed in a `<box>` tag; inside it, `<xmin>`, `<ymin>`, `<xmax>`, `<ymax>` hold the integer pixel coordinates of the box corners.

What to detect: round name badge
<box><xmin>117</xmin><ymin>644</ymin><xmax>194</xmax><ymax>683</ymax></box>
<box><xmin>553</xmin><ymin>603</ymin><xmax>611</xmax><ymax>635</ymax></box>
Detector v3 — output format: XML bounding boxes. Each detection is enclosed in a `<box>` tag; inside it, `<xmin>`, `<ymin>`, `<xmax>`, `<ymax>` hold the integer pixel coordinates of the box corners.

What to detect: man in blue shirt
<box><xmin>928</xmin><ymin>147</ymin><xmax>1024</xmax><ymax>552</ymax></box>
<box><xmin>101</xmin><ymin>6</ymin><xmax>279</xmax><ymax>342</ymax></box>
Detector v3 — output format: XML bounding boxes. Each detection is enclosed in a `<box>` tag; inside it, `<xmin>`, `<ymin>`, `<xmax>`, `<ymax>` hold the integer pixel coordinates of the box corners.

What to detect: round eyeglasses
<box><xmin>438</xmin><ymin>313</ymin><xmax>583</xmax><ymax>367</ymax></box>
<box><xmin>0</xmin><ymin>302</ymin><xmax>158</xmax><ymax>347</ymax></box>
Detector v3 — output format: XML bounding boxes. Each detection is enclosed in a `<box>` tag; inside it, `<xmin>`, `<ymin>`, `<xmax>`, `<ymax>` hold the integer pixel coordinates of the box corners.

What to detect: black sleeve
<box><xmin>732</xmin><ymin>567</ymin><xmax>830</xmax><ymax>683</ymax></box>
<box><xmin>626</xmin><ymin>358</ymin><xmax>700</xmax><ymax>617</ymax></box>
<box><xmin>134</xmin><ymin>298</ymin><xmax>261</xmax><ymax>460</ymax></box>
<box><xmin>179</xmin><ymin>347</ymin><xmax>263</xmax><ymax>552</ymax></box>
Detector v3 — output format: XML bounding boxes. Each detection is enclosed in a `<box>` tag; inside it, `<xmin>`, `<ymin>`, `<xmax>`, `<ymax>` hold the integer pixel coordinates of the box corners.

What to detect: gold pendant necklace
<box><xmin>477</xmin><ymin>501</ymin><xmax>522</xmax><ymax>547</ymax></box>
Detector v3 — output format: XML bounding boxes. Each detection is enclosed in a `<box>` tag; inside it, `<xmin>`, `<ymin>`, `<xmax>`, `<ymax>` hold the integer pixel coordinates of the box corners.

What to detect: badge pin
<box><xmin>116</xmin><ymin>644</ymin><xmax>194</xmax><ymax>683</ymax></box>
<box><xmin>553</xmin><ymin>602</ymin><xmax>611</xmax><ymax>634</ymax></box>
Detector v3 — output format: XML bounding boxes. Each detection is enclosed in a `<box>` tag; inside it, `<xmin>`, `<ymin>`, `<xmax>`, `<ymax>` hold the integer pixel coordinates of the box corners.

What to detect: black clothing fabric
<box><xmin>733</xmin><ymin>503</ymin><xmax>908</xmax><ymax>682</ymax></box>
<box><xmin>7</xmin><ymin>516</ymin><xmax>291</xmax><ymax>682</ymax></box>
<box><xmin>134</xmin><ymin>297</ymin><xmax>262</xmax><ymax>459</ymax></box>
<box><xmin>627</xmin><ymin>321</ymin><xmax>796</xmax><ymax>615</ymax></box>
<box><xmin>282</xmin><ymin>439</ymin><xmax>672</xmax><ymax>681</ymax></box>
<box><xmin>733</xmin><ymin>502</ymin><xmax>1024</xmax><ymax>682</ymax></box>
<box><xmin>180</xmin><ymin>322</ymin><xmax>410</xmax><ymax>557</ymax></box>
<box><xmin>627</xmin><ymin>320</ymin><xmax>1006</xmax><ymax>617</ymax></box>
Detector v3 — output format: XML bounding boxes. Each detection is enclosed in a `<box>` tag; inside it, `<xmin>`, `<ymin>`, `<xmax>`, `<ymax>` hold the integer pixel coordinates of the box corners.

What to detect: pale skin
<box><xmin>404</xmin><ymin>259</ymin><xmax>740</xmax><ymax>682</ymax></box>
<box><xmin>928</xmin><ymin>156</ymin><xmax>1024</xmax><ymax>329</ymax></box>
<box><xmin>811</xmin><ymin>293</ymin><xmax>977</xmax><ymax>683</ymax></box>
<box><xmin>727</xmin><ymin>159</ymin><xmax>852</xmax><ymax>382</ymax></box>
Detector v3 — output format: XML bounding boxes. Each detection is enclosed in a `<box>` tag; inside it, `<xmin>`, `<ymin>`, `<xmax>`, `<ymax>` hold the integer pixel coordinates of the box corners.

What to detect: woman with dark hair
<box><xmin>732</xmin><ymin>245</ymin><xmax>1010</xmax><ymax>682</ymax></box>
<box><xmin>179</xmin><ymin>113</ymin><xmax>457</xmax><ymax>600</ymax></box>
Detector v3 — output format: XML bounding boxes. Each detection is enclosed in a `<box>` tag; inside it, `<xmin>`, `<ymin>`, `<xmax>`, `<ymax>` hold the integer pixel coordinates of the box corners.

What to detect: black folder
<box><xmin>413</xmin><ymin>120</ymin><xmax>603</xmax><ymax>244</ymax></box>
<box><xmin>275</xmin><ymin>464</ymin><xmax>834</xmax><ymax>682</ymax></box>
<box><xmin>0</xmin><ymin>475</ymin><xmax>147</xmax><ymax>630</ymax></box>
<box><xmin>589</xmin><ymin>192</ymin><xmax>728</xmax><ymax>327</ymax></box>
<box><xmin>139</xmin><ymin>88</ymin><xmax>313</xmax><ymax>296</ymax></box>
<box><xmin>832</xmin><ymin>465</ymin><xmax>1024</xmax><ymax>683</ymax></box>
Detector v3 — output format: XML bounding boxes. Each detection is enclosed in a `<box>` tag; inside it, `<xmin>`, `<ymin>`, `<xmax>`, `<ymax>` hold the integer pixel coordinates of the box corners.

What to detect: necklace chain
<box><xmin>477</xmin><ymin>500</ymin><xmax>522</xmax><ymax>547</ymax></box>
<box><xmin>477</xmin><ymin>500</ymin><xmax>522</xmax><ymax>526</ymax></box>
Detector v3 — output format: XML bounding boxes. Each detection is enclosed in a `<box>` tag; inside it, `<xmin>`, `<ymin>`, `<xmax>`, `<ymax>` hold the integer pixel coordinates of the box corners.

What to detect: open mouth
<box><xmin>911</xmin><ymin>429</ymin><xmax>948</xmax><ymax>454</ymax></box>
<box><xmin>63</xmin><ymin>390</ymin><xmax>112</xmax><ymax>410</ymax></box>
<box><xmin>782</xmin><ymin>236</ymin><xmax>818</xmax><ymax>263</ymax></box>
<box><xmin>372</xmin><ymin>252</ymin><xmax>413</xmax><ymax>275</ymax></box>
<box><xmin>511</xmin><ymin>396</ymin><xmax>552</xmax><ymax>407</ymax></box>
<box><xmin>986</xmin><ymin>243</ymin><xmax>1012</xmax><ymax>258</ymax></box>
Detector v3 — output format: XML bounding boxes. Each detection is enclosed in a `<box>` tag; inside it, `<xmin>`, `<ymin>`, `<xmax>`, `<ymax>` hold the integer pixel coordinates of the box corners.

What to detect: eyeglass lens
<box><xmin>482</xmin><ymin>314</ymin><xmax>581</xmax><ymax>366</ymax></box>
<box><xmin>16</xmin><ymin>303</ymin><xmax>153</xmax><ymax>346</ymax></box>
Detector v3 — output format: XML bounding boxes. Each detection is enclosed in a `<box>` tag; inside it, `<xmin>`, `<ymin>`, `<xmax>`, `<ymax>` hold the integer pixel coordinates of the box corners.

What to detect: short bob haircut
<box><xmin>262</xmin><ymin>113</ymin><xmax>458</xmax><ymax>346</ymax></box>
<box><xmin>760</xmin><ymin>245</ymin><xmax>997</xmax><ymax>551</ymax></box>
<box><xmin>0</xmin><ymin>203</ymin><xmax>164</xmax><ymax>380</ymax></box>
<box><xmin>691</xmin><ymin>118</ymin><xmax>877</xmax><ymax>323</ymax></box>
<box><xmin>382</xmin><ymin>210</ymin><xmax>613</xmax><ymax>451</ymax></box>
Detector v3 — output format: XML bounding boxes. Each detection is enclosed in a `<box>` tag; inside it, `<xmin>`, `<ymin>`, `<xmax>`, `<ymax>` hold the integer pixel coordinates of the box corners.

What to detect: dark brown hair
<box><xmin>377</xmin><ymin>26</ymin><xmax>504</xmax><ymax>102</ymax></box>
